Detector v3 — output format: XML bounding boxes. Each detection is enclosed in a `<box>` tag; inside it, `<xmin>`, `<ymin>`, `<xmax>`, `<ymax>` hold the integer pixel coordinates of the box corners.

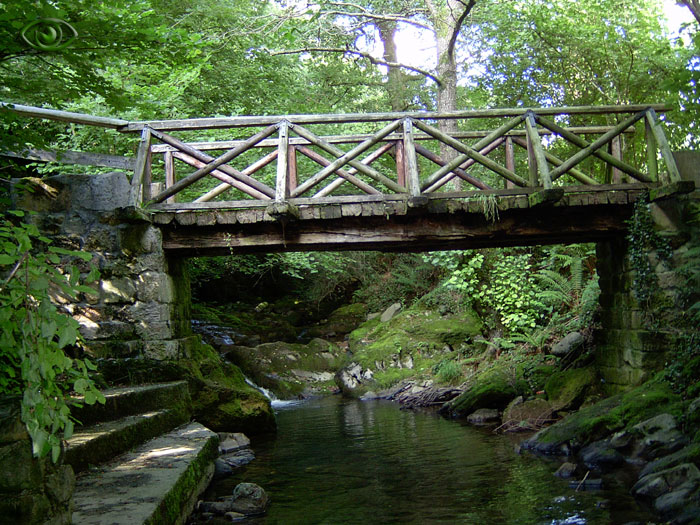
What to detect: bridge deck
<box><xmin>151</xmin><ymin>184</ymin><xmax>659</xmax><ymax>255</ymax></box>
<box><xmin>3</xmin><ymin>103</ymin><xmax>690</xmax><ymax>255</ymax></box>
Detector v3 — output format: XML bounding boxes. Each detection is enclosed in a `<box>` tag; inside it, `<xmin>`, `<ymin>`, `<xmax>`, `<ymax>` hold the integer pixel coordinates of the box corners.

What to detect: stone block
<box><xmin>143</xmin><ymin>339</ymin><xmax>182</xmax><ymax>360</ymax></box>
<box><xmin>135</xmin><ymin>321</ymin><xmax>173</xmax><ymax>340</ymax></box>
<box><xmin>119</xmin><ymin>225</ymin><xmax>162</xmax><ymax>255</ymax></box>
<box><xmin>598</xmin><ymin>365</ymin><xmax>636</xmax><ymax>387</ymax></box>
<box><xmin>0</xmin><ymin>440</ymin><xmax>42</xmax><ymax>491</ymax></box>
<box><xmin>127</xmin><ymin>252</ymin><xmax>166</xmax><ymax>273</ymax></box>
<box><xmin>0</xmin><ymin>402</ymin><xmax>28</xmax><ymax>444</ymax></box>
<box><xmin>136</xmin><ymin>271</ymin><xmax>175</xmax><ymax>303</ymax></box>
<box><xmin>83</xmin><ymin>320</ymin><xmax>136</xmax><ymax>341</ymax></box>
<box><xmin>126</xmin><ymin>301</ymin><xmax>171</xmax><ymax>324</ymax></box>
<box><xmin>100</xmin><ymin>277</ymin><xmax>137</xmax><ymax>304</ymax></box>
<box><xmin>83</xmin><ymin>226</ymin><xmax>119</xmax><ymax>252</ymax></box>
<box><xmin>45</xmin><ymin>465</ymin><xmax>75</xmax><ymax>505</ymax></box>
<box><xmin>0</xmin><ymin>493</ymin><xmax>52</xmax><ymax>524</ymax></box>
<box><xmin>85</xmin><ymin>340</ymin><xmax>142</xmax><ymax>359</ymax></box>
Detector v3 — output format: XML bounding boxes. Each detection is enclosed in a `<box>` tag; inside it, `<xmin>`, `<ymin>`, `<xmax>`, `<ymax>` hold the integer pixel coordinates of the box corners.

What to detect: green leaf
<box><xmin>84</xmin><ymin>391</ymin><xmax>96</xmax><ymax>405</ymax></box>
<box><xmin>57</xmin><ymin>324</ymin><xmax>77</xmax><ymax>349</ymax></box>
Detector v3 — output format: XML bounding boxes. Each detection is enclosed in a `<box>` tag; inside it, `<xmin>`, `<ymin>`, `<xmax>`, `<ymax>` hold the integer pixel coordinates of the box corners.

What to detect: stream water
<box><xmin>200</xmin><ymin>396</ymin><xmax>655</xmax><ymax>525</ymax></box>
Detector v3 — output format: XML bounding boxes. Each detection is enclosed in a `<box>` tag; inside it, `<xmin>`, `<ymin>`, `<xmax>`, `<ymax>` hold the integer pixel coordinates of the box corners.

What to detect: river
<box><xmin>200</xmin><ymin>397</ymin><xmax>654</xmax><ymax>524</ymax></box>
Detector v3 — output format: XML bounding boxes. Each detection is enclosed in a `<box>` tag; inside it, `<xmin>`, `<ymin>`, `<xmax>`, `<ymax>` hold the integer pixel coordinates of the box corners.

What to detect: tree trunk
<box><xmin>425</xmin><ymin>0</ymin><xmax>476</xmax><ymax>190</ymax></box>
<box><xmin>376</xmin><ymin>19</ymin><xmax>408</xmax><ymax>112</ymax></box>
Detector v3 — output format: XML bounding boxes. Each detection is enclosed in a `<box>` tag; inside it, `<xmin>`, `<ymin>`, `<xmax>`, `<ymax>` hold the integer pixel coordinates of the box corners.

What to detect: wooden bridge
<box><xmin>2</xmin><ymin>103</ymin><xmax>693</xmax><ymax>255</ymax></box>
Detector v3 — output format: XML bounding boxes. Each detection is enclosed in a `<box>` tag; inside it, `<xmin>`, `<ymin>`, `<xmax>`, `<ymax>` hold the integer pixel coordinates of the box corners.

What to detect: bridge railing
<box><xmin>0</xmin><ymin>103</ymin><xmax>682</xmax><ymax>210</ymax></box>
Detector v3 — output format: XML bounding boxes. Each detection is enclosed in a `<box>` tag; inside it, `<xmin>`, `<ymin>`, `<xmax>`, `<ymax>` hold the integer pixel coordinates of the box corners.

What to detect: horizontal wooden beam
<box><xmin>1</xmin><ymin>149</ymin><xmax>134</xmax><ymax>170</ymax></box>
<box><xmin>149</xmin><ymin>126</ymin><xmax>639</xmax><ymax>153</ymax></box>
<box><xmin>158</xmin><ymin>200</ymin><xmax>639</xmax><ymax>256</ymax></box>
<box><xmin>125</xmin><ymin>104</ymin><xmax>671</xmax><ymax>132</ymax></box>
<box><xmin>148</xmin><ymin>183</ymin><xmax>655</xmax><ymax>212</ymax></box>
<box><xmin>0</xmin><ymin>102</ymin><xmax>128</xmax><ymax>128</ymax></box>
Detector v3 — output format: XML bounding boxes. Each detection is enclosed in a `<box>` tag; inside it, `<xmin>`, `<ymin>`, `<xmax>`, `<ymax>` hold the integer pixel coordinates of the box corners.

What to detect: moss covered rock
<box><xmin>442</xmin><ymin>361</ymin><xmax>528</xmax><ymax>418</ymax></box>
<box><xmin>346</xmin><ymin>306</ymin><xmax>483</xmax><ymax>390</ymax></box>
<box><xmin>503</xmin><ymin>397</ymin><xmax>553</xmax><ymax>425</ymax></box>
<box><xmin>222</xmin><ymin>338</ymin><xmax>344</xmax><ymax>398</ymax></box>
<box><xmin>308</xmin><ymin>303</ymin><xmax>368</xmax><ymax>338</ymax></box>
<box><xmin>523</xmin><ymin>379</ymin><xmax>683</xmax><ymax>456</ymax></box>
<box><xmin>545</xmin><ymin>367</ymin><xmax>597</xmax><ymax>412</ymax></box>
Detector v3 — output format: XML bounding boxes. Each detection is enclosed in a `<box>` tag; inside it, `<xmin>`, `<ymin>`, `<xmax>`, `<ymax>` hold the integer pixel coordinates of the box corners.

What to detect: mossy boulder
<box><xmin>442</xmin><ymin>361</ymin><xmax>528</xmax><ymax>418</ymax></box>
<box><xmin>349</xmin><ymin>306</ymin><xmax>483</xmax><ymax>358</ymax></box>
<box><xmin>545</xmin><ymin>367</ymin><xmax>597</xmax><ymax>412</ymax></box>
<box><xmin>308</xmin><ymin>303</ymin><xmax>368</xmax><ymax>338</ymax></box>
<box><xmin>525</xmin><ymin>364</ymin><xmax>557</xmax><ymax>393</ymax></box>
<box><xmin>222</xmin><ymin>338</ymin><xmax>344</xmax><ymax>398</ymax></box>
<box><xmin>503</xmin><ymin>397</ymin><xmax>553</xmax><ymax>425</ymax></box>
<box><xmin>346</xmin><ymin>306</ymin><xmax>483</xmax><ymax>390</ymax></box>
<box><xmin>523</xmin><ymin>378</ymin><xmax>683</xmax><ymax>455</ymax></box>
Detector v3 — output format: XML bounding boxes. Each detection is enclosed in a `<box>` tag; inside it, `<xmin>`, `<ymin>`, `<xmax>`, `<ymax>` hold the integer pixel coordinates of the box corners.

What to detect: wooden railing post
<box><xmin>526</xmin><ymin>132</ymin><xmax>538</xmax><ymax>187</ymax></box>
<box><xmin>395</xmin><ymin>141</ymin><xmax>406</xmax><ymax>188</ymax></box>
<box><xmin>645</xmin><ymin>109</ymin><xmax>681</xmax><ymax>184</ymax></box>
<box><xmin>504</xmin><ymin>136</ymin><xmax>515</xmax><ymax>189</ymax></box>
<box><xmin>287</xmin><ymin>144</ymin><xmax>297</xmax><ymax>195</ymax></box>
<box><xmin>403</xmin><ymin>118</ymin><xmax>420</xmax><ymax>197</ymax></box>
<box><xmin>525</xmin><ymin>111</ymin><xmax>552</xmax><ymax>189</ymax></box>
<box><xmin>607</xmin><ymin>136</ymin><xmax>623</xmax><ymax>183</ymax></box>
<box><xmin>129</xmin><ymin>126</ymin><xmax>152</xmax><ymax>206</ymax></box>
<box><xmin>163</xmin><ymin>150</ymin><xmax>175</xmax><ymax>203</ymax></box>
<box><xmin>275</xmin><ymin>120</ymin><xmax>290</xmax><ymax>201</ymax></box>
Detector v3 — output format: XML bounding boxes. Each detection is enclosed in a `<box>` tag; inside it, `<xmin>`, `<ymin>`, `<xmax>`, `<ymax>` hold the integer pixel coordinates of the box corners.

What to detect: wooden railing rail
<box><xmin>0</xmin><ymin>102</ymin><xmax>683</xmax><ymax>210</ymax></box>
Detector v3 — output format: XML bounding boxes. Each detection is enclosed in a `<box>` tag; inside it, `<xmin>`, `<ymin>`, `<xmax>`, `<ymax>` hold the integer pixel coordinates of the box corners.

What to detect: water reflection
<box><xmin>202</xmin><ymin>397</ymin><xmax>653</xmax><ymax>525</ymax></box>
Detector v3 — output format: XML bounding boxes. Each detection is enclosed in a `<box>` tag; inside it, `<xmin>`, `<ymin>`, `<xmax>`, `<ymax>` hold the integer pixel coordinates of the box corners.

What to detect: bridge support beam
<box><xmin>595</xmin><ymin>193</ymin><xmax>698</xmax><ymax>392</ymax></box>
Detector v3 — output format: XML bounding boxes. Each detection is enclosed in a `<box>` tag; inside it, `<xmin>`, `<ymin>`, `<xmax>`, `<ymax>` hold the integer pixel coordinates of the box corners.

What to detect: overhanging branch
<box><xmin>269</xmin><ymin>47</ymin><xmax>442</xmax><ymax>86</ymax></box>
<box><xmin>447</xmin><ymin>0</ymin><xmax>477</xmax><ymax>59</ymax></box>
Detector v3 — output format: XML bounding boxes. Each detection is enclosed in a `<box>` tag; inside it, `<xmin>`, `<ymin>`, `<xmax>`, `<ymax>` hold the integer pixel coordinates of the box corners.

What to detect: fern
<box><xmin>535</xmin><ymin>269</ymin><xmax>576</xmax><ymax>308</ymax></box>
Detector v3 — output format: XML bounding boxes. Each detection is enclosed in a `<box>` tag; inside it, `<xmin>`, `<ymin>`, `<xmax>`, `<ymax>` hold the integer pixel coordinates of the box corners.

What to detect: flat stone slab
<box><xmin>72</xmin><ymin>422</ymin><xmax>218</xmax><ymax>525</ymax></box>
<box><xmin>65</xmin><ymin>408</ymin><xmax>189</xmax><ymax>473</ymax></box>
<box><xmin>70</xmin><ymin>381</ymin><xmax>189</xmax><ymax>426</ymax></box>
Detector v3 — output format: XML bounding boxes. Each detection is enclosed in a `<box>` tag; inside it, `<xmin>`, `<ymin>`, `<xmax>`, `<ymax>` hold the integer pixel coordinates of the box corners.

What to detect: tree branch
<box><xmin>269</xmin><ymin>46</ymin><xmax>443</xmax><ymax>86</ymax></box>
<box><xmin>447</xmin><ymin>0</ymin><xmax>477</xmax><ymax>59</ymax></box>
<box><xmin>680</xmin><ymin>0</ymin><xmax>700</xmax><ymax>25</ymax></box>
<box><xmin>321</xmin><ymin>9</ymin><xmax>433</xmax><ymax>31</ymax></box>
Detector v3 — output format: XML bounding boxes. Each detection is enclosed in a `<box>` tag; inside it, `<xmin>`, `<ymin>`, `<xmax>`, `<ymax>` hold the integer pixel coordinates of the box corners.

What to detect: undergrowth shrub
<box><xmin>0</xmin><ymin>207</ymin><xmax>104</xmax><ymax>462</ymax></box>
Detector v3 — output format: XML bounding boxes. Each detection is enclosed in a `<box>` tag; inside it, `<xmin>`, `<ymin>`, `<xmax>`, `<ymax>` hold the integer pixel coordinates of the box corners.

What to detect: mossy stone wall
<box><xmin>596</xmin><ymin>196</ymin><xmax>698</xmax><ymax>391</ymax></box>
<box><xmin>0</xmin><ymin>402</ymin><xmax>74</xmax><ymax>525</ymax></box>
<box><xmin>13</xmin><ymin>172</ymin><xmax>196</xmax><ymax>360</ymax></box>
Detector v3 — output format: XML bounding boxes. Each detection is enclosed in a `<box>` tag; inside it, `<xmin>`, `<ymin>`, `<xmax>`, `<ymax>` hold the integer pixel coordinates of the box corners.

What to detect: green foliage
<box><xmin>627</xmin><ymin>193</ymin><xmax>672</xmax><ymax>305</ymax></box>
<box><xmin>663</xmin><ymin>333</ymin><xmax>700</xmax><ymax>399</ymax></box>
<box><xmin>0</xmin><ymin>208</ymin><xmax>104</xmax><ymax>462</ymax></box>
<box><xmin>433</xmin><ymin>358</ymin><xmax>462</xmax><ymax>385</ymax></box>
<box><xmin>426</xmin><ymin>249</ymin><xmax>546</xmax><ymax>334</ymax></box>
<box><xmin>677</xmin><ymin>201</ymin><xmax>700</xmax><ymax>326</ymax></box>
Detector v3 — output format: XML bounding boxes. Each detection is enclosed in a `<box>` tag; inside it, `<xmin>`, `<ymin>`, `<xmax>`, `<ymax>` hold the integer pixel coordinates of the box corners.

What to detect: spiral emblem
<box><xmin>21</xmin><ymin>18</ymin><xmax>78</xmax><ymax>51</ymax></box>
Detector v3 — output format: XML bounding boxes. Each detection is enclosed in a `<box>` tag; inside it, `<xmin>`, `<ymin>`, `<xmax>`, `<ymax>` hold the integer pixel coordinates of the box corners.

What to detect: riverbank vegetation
<box><xmin>1</xmin><ymin>2</ymin><xmax>699</xmax><ymax>521</ymax></box>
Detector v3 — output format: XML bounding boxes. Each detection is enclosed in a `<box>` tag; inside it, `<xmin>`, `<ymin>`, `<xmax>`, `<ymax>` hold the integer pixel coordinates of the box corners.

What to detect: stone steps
<box><xmin>65</xmin><ymin>408</ymin><xmax>190</xmax><ymax>473</ymax></box>
<box><xmin>67</xmin><ymin>381</ymin><xmax>219</xmax><ymax>524</ymax></box>
<box><xmin>70</xmin><ymin>380</ymin><xmax>190</xmax><ymax>426</ymax></box>
<box><xmin>71</xmin><ymin>422</ymin><xmax>218</xmax><ymax>525</ymax></box>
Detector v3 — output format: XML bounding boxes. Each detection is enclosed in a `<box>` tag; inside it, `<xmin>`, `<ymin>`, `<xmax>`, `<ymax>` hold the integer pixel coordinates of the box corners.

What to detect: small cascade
<box><xmin>245</xmin><ymin>377</ymin><xmax>277</xmax><ymax>401</ymax></box>
<box><xmin>244</xmin><ymin>377</ymin><xmax>303</xmax><ymax>409</ymax></box>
